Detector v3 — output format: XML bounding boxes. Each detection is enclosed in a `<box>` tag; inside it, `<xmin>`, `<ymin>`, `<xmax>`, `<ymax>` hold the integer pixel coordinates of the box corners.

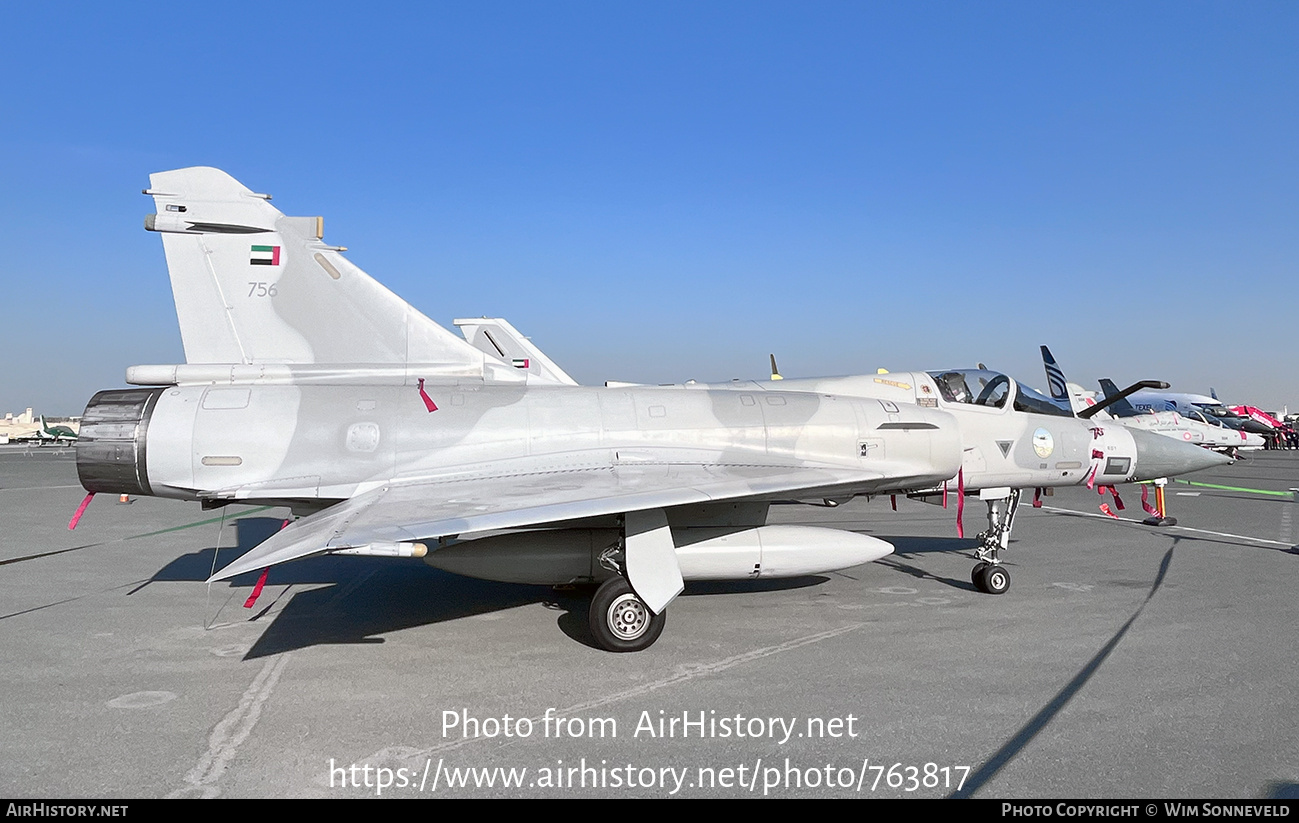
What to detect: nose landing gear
<box><xmin>971</xmin><ymin>488</ymin><xmax>1019</xmax><ymax>595</ymax></box>
<box><xmin>971</xmin><ymin>562</ymin><xmax>1010</xmax><ymax>594</ymax></box>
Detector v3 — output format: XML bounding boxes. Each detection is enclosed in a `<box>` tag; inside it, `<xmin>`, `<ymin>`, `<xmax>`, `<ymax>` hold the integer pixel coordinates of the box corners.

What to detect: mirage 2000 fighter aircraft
<box><xmin>76</xmin><ymin>167</ymin><xmax>971</xmax><ymax>652</ymax></box>
<box><xmin>75</xmin><ymin>168</ymin><xmax>1228</xmax><ymax>652</ymax></box>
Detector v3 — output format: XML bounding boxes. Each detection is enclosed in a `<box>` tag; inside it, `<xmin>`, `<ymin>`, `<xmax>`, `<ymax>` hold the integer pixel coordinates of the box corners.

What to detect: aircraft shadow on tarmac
<box><xmin>234</xmin><ymin>566</ymin><xmax>842</xmax><ymax>659</ymax></box>
<box><xmin>879</xmin><ymin>535</ymin><xmax>986</xmax><ymax>592</ymax></box>
<box><xmin>138</xmin><ymin>518</ymin><xmax>1183</xmax><ymax>655</ymax></box>
<box><xmin>144</xmin><ymin>517</ymin><xmax>900</xmax><ymax>657</ymax></box>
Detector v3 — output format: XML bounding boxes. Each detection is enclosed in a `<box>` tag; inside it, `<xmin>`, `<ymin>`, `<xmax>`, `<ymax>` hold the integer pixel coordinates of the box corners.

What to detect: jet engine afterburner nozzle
<box><xmin>76</xmin><ymin>388</ymin><xmax>165</xmax><ymax>496</ymax></box>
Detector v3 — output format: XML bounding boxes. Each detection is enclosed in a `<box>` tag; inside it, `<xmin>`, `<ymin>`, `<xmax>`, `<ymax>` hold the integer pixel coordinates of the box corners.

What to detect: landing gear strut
<box><xmin>971</xmin><ymin>488</ymin><xmax>1019</xmax><ymax>595</ymax></box>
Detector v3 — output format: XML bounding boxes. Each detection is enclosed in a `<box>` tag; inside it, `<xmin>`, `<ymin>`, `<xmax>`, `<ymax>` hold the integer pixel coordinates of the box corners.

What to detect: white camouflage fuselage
<box><xmin>122</xmin><ymin>384</ymin><xmax>959</xmax><ymax>503</ymax></box>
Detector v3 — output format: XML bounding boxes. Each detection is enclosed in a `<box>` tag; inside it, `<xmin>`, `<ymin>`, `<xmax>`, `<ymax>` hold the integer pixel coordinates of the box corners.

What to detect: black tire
<box><xmin>589</xmin><ymin>577</ymin><xmax>666</xmax><ymax>652</ymax></box>
<box><xmin>975</xmin><ymin>564</ymin><xmax>1010</xmax><ymax>595</ymax></box>
<box><xmin>971</xmin><ymin>562</ymin><xmax>989</xmax><ymax>586</ymax></box>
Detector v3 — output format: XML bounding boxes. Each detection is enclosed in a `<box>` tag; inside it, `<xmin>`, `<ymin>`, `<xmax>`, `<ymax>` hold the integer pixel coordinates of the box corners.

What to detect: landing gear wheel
<box><xmin>971</xmin><ymin>562</ymin><xmax>989</xmax><ymax>586</ymax></box>
<box><xmin>974</xmin><ymin>564</ymin><xmax>1010</xmax><ymax>595</ymax></box>
<box><xmin>589</xmin><ymin>577</ymin><xmax>666</xmax><ymax>652</ymax></box>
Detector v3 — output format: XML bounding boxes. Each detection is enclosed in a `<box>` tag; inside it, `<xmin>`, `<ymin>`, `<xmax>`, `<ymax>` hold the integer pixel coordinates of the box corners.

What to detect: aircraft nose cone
<box><xmin>1129</xmin><ymin>428</ymin><xmax>1233</xmax><ymax>481</ymax></box>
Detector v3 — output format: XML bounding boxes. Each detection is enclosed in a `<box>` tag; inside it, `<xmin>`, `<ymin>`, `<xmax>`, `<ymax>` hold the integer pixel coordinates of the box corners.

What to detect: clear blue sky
<box><xmin>3</xmin><ymin>2</ymin><xmax>1297</xmax><ymax>414</ymax></box>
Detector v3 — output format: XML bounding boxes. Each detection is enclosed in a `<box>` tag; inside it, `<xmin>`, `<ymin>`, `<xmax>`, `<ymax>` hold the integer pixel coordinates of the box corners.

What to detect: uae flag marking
<box><xmin>250</xmin><ymin>245</ymin><xmax>281</xmax><ymax>266</ymax></box>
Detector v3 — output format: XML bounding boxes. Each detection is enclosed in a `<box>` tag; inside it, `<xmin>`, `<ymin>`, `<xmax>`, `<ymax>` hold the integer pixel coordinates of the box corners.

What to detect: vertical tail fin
<box><xmin>144</xmin><ymin>167</ymin><xmax>493</xmax><ymax>369</ymax></box>
<box><xmin>1040</xmin><ymin>346</ymin><xmax>1069</xmax><ymax>402</ymax></box>
<box><xmin>1039</xmin><ymin>345</ymin><xmax>1088</xmax><ymax>416</ymax></box>
<box><xmin>1097</xmin><ymin>379</ymin><xmax>1141</xmax><ymax>417</ymax></box>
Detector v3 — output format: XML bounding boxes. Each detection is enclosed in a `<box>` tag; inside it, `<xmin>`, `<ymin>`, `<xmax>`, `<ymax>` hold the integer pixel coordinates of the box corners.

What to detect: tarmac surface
<box><xmin>2</xmin><ymin>444</ymin><xmax>1297</xmax><ymax>799</ymax></box>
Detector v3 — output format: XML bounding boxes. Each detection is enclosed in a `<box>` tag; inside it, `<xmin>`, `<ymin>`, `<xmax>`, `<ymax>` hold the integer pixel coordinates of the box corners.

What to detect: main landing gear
<box><xmin>588</xmin><ymin>576</ymin><xmax>666</xmax><ymax>653</ymax></box>
<box><xmin>971</xmin><ymin>488</ymin><xmax>1020</xmax><ymax>595</ymax></box>
<box><xmin>583</xmin><ymin>510</ymin><xmax>680</xmax><ymax>652</ymax></box>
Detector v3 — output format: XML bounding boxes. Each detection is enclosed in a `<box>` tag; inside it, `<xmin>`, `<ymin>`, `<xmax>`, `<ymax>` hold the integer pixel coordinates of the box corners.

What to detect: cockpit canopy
<box><xmin>1194</xmin><ymin>404</ymin><xmax>1242</xmax><ymax>420</ymax></box>
<box><xmin>927</xmin><ymin>369</ymin><xmax>1073</xmax><ymax>418</ymax></box>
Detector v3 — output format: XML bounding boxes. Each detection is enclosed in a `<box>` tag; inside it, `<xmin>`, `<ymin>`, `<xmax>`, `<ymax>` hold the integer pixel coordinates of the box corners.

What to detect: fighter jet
<box><xmin>1124</xmin><ymin>387</ymin><xmax>1272</xmax><ymax>435</ymax></box>
<box><xmin>1208</xmin><ymin>389</ymin><xmax>1284</xmax><ymax>436</ymax></box>
<box><xmin>78</xmin><ymin>169</ymin><xmax>1233</xmax><ymax>647</ymax></box>
<box><xmin>1095</xmin><ymin>379</ymin><xmax>1264</xmax><ymax>454</ymax></box>
<box><xmin>76</xmin><ymin>167</ymin><xmax>974</xmax><ymax>653</ymax></box>
<box><xmin>1225</xmin><ymin>403</ymin><xmax>1287</xmax><ymax>436</ymax></box>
